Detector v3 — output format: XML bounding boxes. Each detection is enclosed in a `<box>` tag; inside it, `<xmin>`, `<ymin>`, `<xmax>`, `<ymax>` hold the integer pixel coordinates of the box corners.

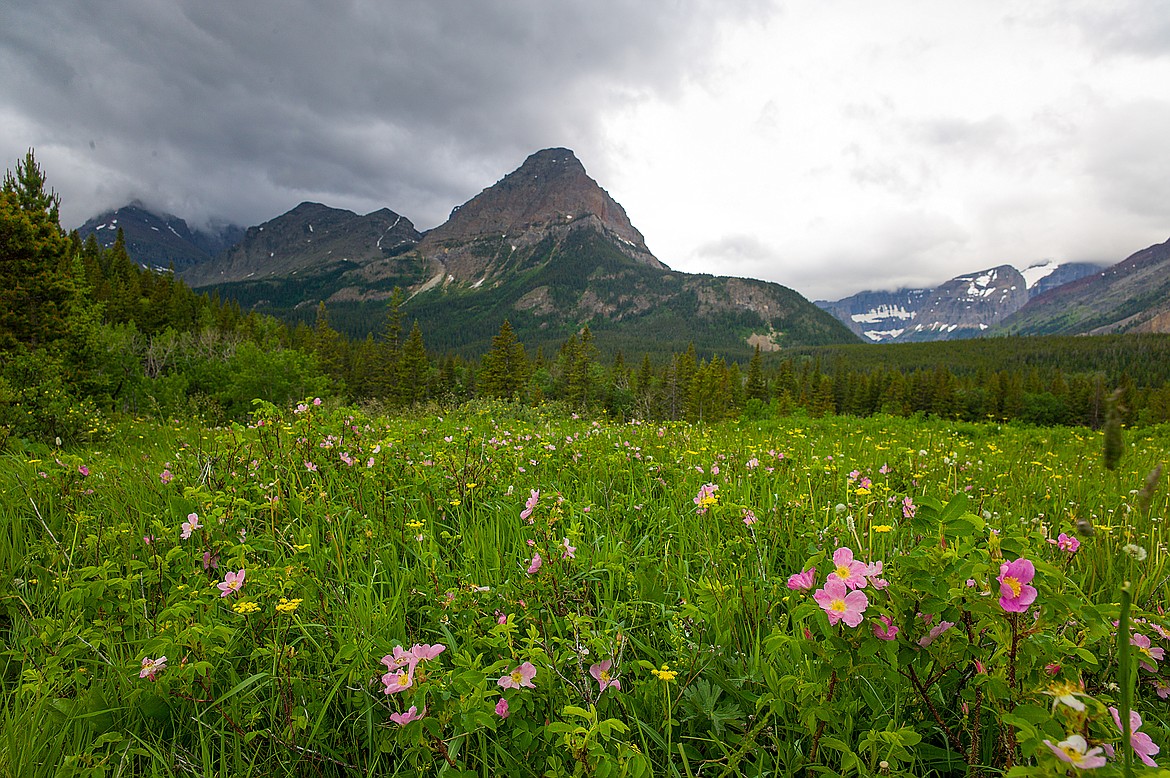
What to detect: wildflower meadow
<box><xmin>1</xmin><ymin>400</ymin><xmax>1168</xmax><ymax>776</ymax></box>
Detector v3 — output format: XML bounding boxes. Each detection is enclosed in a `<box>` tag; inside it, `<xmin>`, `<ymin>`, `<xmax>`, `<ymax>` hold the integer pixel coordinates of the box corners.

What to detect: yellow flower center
<box><xmin>1003</xmin><ymin>577</ymin><xmax>1021</xmax><ymax>597</ymax></box>
<box><xmin>836</xmin><ymin>564</ymin><xmax>852</xmax><ymax>579</ymax></box>
<box><xmin>511</xmin><ymin>670</ymin><xmax>524</xmax><ymax>684</ymax></box>
<box><xmin>395</xmin><ymin>673</ymin><xmax>411</xmax><ymax>687</ymax></box>
<box><xmin>830</xmin><ymin>598</ymin><xmax>847</xmax><ymax>613</ymax></box>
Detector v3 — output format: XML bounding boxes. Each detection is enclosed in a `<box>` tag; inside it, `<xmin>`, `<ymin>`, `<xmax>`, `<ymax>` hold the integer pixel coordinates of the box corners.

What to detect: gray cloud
<box><xmin>1053</xmin><ymin>0</ymin><xmax>1170</xmax><ymax>59</ymax></box>
<box><xmin>692</xmin><ymin>212</ymin><xmax>969</xmax><ymax>301</ymax></box>
<box><xmin>1085</xmin><ymin>100</ymin><xmax>1170</xmax><ymax>222</ymax></box>
<box><xmin>1</xmin><ymin>0</ymin><xmax>772</xmax><ymax>229</ymax></box>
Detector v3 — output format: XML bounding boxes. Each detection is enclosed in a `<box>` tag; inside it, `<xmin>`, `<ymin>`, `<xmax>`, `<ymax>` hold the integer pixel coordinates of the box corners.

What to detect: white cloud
<box><xmin>3</xmin><ymin>0</ymin><xmax>1169</xmax><ymax>301</ymax></box>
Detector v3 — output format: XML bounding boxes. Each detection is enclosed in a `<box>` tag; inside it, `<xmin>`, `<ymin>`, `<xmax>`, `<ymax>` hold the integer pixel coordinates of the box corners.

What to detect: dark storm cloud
<box><xmin>1</xmin><ymin>0</ymin><xmax>772</xmax><ymax>229</ymax></box>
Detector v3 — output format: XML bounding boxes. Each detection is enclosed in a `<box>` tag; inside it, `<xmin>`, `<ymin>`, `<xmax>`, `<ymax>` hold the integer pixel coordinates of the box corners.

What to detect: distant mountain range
<box><xmin>81</xmin><ymin>149</ymin><xmax>855</xmax><ymax>357</ymax></box>
<box><xmin>77</xmin><ymin>149</ymin><xmax>1170</xmax><ymax>352</ymax></box>
<box><xmin>816</xmin><ymin>260</ymin><xmax>1108</xmax><ymax>342</ymax></box>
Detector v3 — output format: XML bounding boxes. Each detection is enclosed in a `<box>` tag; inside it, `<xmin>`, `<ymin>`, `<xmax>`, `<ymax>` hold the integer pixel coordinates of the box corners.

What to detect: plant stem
<box><xmin>1118</xmin><ymin>581</ymin><xmax>1134</xmax><ymax>778</ymax></box>
<box><xmin>807</xmin><ymin>670</ymin><xmax>838</xmax><ymax>775</ymax></box>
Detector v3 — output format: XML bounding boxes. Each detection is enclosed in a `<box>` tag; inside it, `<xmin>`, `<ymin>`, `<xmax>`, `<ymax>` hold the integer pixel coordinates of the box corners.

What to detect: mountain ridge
<box><xmin>164</xmin><ymin>148</ymin><xmax>857</xmax><ymax>355</ymax></box>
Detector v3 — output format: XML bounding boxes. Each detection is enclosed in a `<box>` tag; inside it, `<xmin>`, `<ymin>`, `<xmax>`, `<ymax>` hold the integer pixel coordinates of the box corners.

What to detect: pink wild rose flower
<box><xmin>828</xmin><ymin>547</ymin><xmax>868</xmax><ymax>590</ymax></box>
<box><xmin>388</xmin><ymin>701</ymin><xmax>425</xmax><ymax>720</ymax></box>
<box><xmin>382</xmin><ymin>669</ymin><xmax>413</xmax><ymax>695</ymax></box>
<box><xmin>786</xmin><ymin>567</ymin><xmax>816</xmax><ymax>591</ymax></box>
<box><xmin>865</xmin><ymin>560</ymin><xmax>889</xmax><ymax>589</ymax></box>
<box><xmin>527</xmin><ymin>553</ymin><xmax>543</xmax><ymax>575</ymax></box>
<box><xmin>997</xmin><ymin>557</ymin><xmax>1037</xmax><ymax>613</ymax></box>
<box><xmin>873</xmin><ymin>615</ymin><xmax>899</xmax><ymax>641</ymax></box>
<box><xmin>180</xmin><ymin>513</ymin><xmax>201</xmax><ymax>540</ymax></box>
<box><xmin>139</xmin><ymin>656</ymin><xmax>167</xmax><ymax>680</ymax></box>
<box><xmin>217</xmin><ymin>569</ymin><xmax>245</xmax><ymax>597</ymax></box>
<box><xmin>498</xmin><ymin>661</ymin><xmax>537</xmax><ymax>690</ymax></box>
<box><xmin>411</xmin><ymin>643</ymin><xmax>446</xmax><ymax>662</ymax></box>
<box><xmin>813</xmin><ymin>577</ymin><xmax>869</xmax><ymax>627</ymax></box>
<box><xmin>495</xmin><ymin>697</ymin><xmax>510</xmax><ymax>718</ymax></box>
<box><xmin>1131</xmin><ymin>633</ymin><xmax>1165</xmax><ymax>673</ymax></box>
<box><xmin>520</xmin><ymin>489</ymin><xmax>539</xmax><ymax>522</ymax></box>
<box><xmin>381</xmin><ymin>645</ymin><xmax>415</xmax><ymax>672</ymax></box>
<box><xmin>590</xmin><ymin>660</ymin><xmax>621</xmax><ymax>693</ymax></box>
<box><xmin>1043</xmin><ymin>735</ymin><xmax>1108</xmax><ymax>769</ymax></box>
<box><xmin>918</xmin><ymin>620</ymin><xmax>956</xmax><ymax>647</ymax></box>
<box><xmin>1109</xmin><ymin>706</ymin><xmax>1160</xmax><ymax>767</ymax></box>
<box><xmin>693</xmin><ymin>483</ymin><xmax>719</xmax><ymax>514</ymax></box>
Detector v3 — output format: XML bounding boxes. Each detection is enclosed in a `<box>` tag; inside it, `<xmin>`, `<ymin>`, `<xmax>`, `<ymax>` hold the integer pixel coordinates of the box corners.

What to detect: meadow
<box><xmin>1</xmin><ymin>400</ymin><xmax>1167</xmax><ymax>777</ymax></box>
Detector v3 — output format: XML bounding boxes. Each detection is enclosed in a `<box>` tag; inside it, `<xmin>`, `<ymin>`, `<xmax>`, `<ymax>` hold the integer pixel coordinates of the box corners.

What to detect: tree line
<box><xmin>4</xmin><ymin>150</ymin><xmax>1170</xmax><ymax>447</ymax></box>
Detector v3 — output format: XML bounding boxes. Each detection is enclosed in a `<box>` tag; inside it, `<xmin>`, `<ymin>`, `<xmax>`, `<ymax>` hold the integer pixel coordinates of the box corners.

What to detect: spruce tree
<box><xmin>480</xmin><ymin>319</ymin><xmax>528</xmax><ymax>400</ymax></box>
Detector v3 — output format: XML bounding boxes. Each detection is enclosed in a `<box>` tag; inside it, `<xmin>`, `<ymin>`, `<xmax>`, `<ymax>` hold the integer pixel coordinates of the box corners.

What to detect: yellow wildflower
<box><xmin>651</xmin><ymin>664</ymin><xmax>678</xmax><ymax>682</ymax></box>
<box><xmin>276</xmin><ymin>597</ymin><xmax>303</xmax><ymax>614</ymax></box>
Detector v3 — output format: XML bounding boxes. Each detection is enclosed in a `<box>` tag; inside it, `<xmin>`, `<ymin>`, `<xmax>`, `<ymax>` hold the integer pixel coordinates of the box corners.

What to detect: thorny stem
<box><xmin>807</xmin><ymin>670</ymin><xmax>839</xmax><ymax>774</ymax></box>
<box><xmin>1002</xmin><ymin>612</ymin><xmax>1022</xmax><ymax>768</ymax></box>
<box><xmin>968</xmin><ymin>685</ymin><xmax>984</xmax><ymax>776</ymax></box>
<box><xmin>901</xmin><ymin>666</ymin><xmax>964</xmax><ymax>754</ymax></box>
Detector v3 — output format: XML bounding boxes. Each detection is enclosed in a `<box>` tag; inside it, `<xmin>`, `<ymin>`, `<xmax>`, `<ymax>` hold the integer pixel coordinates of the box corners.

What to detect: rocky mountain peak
<box><xmin>419</xmin><ymin>147</ymin><xmax>662</xmax><ymax>275</ymax></box>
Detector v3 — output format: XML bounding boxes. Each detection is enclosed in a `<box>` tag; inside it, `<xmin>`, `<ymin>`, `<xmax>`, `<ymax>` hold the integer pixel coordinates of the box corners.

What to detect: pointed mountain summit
<box><xmin>419</xmin><ymin>147</ymin><xmax>665</xmax><ymax>282</ymax></box>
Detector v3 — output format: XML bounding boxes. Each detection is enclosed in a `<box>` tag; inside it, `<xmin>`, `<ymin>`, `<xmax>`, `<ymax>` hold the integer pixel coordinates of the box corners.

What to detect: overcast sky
<box><xmin>4</xmin><ymin>1</ymin><xmax>1169</xmax><ymax>300</ymax></box>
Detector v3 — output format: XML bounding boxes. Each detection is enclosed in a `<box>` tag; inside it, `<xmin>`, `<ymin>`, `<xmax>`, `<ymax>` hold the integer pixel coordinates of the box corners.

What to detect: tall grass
<box><xmin>1</xmin><ymin>403</ymin><xmax>1166</xmax><ymax>775</ymax></box>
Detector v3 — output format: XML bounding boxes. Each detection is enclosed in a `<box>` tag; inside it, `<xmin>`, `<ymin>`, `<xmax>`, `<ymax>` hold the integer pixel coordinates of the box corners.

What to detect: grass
<box><xmin>1</xmin><ymin>402</ymin><xmax>1167</xmax><ymax>776</ymax></box>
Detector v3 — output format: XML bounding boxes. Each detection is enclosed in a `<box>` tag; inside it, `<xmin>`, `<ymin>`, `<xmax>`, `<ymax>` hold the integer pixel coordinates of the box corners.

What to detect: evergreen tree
<box><xmin>311</xmin><ymin>302</ymin><xmax>347</xmax><ymax>387</ymax></box>
<box><xmin>0</xmin><ymin>151</ymin><xmax>72</xmax><ymax>349</ymax></box>
<box><xmin>480</xmin><ymin>320</ymin><xmax>528</xmax><ymax>400</ymax></box>
<box><xmin>746</xmin><ymin>344</ymin><xmax>768</xmax><ymax>401</ymax></box>
<box><xmin>568</xmin><ymin>325</ymin><xmax>597</xmax><ymax>410</ymax></box>
<box><xmin>3</xmin><ymin>149</ymin><xmax>61</xmax><ymax>225</ymax></box>
<box><xmin>399</xmin><ymin>321</ymin><xmax>431</xmax><ymax>405</ymax></box>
